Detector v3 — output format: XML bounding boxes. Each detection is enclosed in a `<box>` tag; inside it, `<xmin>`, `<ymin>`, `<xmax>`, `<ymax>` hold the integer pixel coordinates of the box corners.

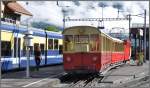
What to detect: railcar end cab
<box><xmin>62</xmin><ymin>26</ymin><xmax>102</xmax><ymax>74</ymax></box>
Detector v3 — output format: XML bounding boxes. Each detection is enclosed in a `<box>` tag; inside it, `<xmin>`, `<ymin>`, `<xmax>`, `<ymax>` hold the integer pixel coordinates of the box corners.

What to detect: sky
<box><xmin>18</xmin><ymin>1</ymin><xmax>149</xmax><ymax>33</ymax></box>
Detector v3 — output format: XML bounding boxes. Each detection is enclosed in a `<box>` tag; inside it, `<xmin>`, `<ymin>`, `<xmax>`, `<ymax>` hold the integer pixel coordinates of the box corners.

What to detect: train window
<box><xmin>40</xmin><ymin>44</ymin><xmax>45</xmax><ymax>55</ymax></box>
<box><xmin>105</xmin><ymin>38</ymin><xmax>107</xmax><ymax>51</ymax></box>
<box><xmin>110</xmin><ymin>41</ymin><xmax>112</xmax><ymax>52</ymax></box>
<box><xmin>79</xmin><ymin>35</ymin><xmax>89</xmax><ymax>43</ymax></box>
<box><xmin>101</xmin><ymin>35</ymin><xmax>103</xmax><ymax>51</ymax></box>
<box><xmin>108</xmin><ymin>39</ymin><xmax>110</xmax><ymax>51</ymax></box>
<box><xmin>1</xmin><ymin>41</ymin><xmax>11</xmax><ymax>57</ymax></box>
<box><xmin>48</xmin><ymin>39</ymin><xmax>53</xmax><ymax>50</ymax></box>
<box><xmin>103</xmin><ymin>36</ymin><xmax>106</xmax><ymax>51</ymax></box>
<box><xmin>54</xmin><ymin>39</ymin><xmax>58</xmax><ymax>50</ymax></box>
<box><xmin>106</xmin><ymin>38</ymin><xmax>109</xmax><ymax>51</ymax></box>
<box><xmin>102</xmin><ymin>36</ymin><xmax>105</xmax><ymax>51</ymax></box>
<box><xmin>90</xmin><ymin>34</ymin><xmax>99</xmax><ymax>51</ymax></box>
<box><xmin>115</xmin><ymin>42</ymin><xmax>117</xmax><ymax>52</ymax></box>
<box><xmin>64</xmin><ymin>35</ymin><xmax>74</xmax><ymax>51</ymax></box>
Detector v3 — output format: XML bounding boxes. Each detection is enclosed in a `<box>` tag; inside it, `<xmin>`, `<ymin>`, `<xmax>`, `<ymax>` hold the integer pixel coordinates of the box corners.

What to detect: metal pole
<box><xmin>56</xmin><ymin>1</ymin><xmax>67</xmax><ymax>30</ymax></box>
<box><xmin>25</xmin><ymin>1</ymin><xmax>30</xmax><ymax>78</ymax></box>
<box><xmin>45</xmin><ymin>30</ymin><xmax>47</xmax><ymax>65</ymax></box>
<box><xmin>144</xmin><ymin>9</ymin><xmax>146</xmax><ymax>62</ymax></box>
<box><xmin>149</xmin><ymin>10</ymin><xmax>150</xmax><ymax>88</ymax></box>
<box><xmin>102</xmin><ymin>5</ymin><xmax>103</xmax><ymax>19</ymax></box>
<box><xmin>63</xmin><ymin>11</ymin><xmax>65</xmax><ymax>30</ymax></box>
<box><xmin>16</xmin><ymin>24</ymin><xmax>18</xmax><ymax>67</ymax></box>
<box><xmin>0</xmin><ymin>0</ymin><xmax>2</xmax><ymax>87</ymax></box>
<box><xmin>26</xmin><ymin>46</ymin><xmax>30</xmax><ymax>78</ymax></box>
<box><xmin>129</xmin><ymin>14</ymin><xmax>131</xmax><ymax>40</ymax></box>
<box><xmin>25</xmin><ymin>23</ymin><xmax>30</xmax><ymax>78</ymax></box>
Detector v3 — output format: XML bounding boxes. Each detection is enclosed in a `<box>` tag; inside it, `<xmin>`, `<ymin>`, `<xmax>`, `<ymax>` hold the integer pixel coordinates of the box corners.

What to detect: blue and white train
<box><xmin>0</xmin><ymin>22</ymin><xmax>63</xmax><ymax>71</ymax></box>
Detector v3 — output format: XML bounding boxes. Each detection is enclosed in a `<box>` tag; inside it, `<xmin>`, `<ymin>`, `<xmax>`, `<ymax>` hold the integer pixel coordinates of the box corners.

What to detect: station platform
<box><xmin>1</xmin><ymin>65</ymin><xmax>64</xmax><ymax>88</ymax></box>
<box><xmin>99</xmin><ymin>61</ymin><xmax>149</xmax><ymax>87</ymax></box>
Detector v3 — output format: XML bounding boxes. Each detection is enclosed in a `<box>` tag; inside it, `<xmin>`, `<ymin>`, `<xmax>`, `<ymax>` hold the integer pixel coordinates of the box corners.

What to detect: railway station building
<box><xmin>1</xmin><ymin>1</ymin><xmax>32</xmax><ymax>24</ymax></box>
<box><xmin>130</xmin><ymin>23</ymin><xmax>149</xmax><ymax>60</ymax></box>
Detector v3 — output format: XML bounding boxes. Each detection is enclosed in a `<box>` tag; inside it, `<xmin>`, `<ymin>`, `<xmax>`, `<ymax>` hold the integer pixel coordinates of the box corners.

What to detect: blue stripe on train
<box><xmin>1</xmin><ymin>61</ymin><xmax>13</xmax><ymax>71</ymax></box>
<box><xmin>20</xmin><ymin>57</ymin><xmax>63</xmax><ymax>68</ymax></box>
<box><xmin>47</xmin><ymin>50</ymin><xmax>60</xmax><ymax>55</ymax></box>
<box><xmin>2</xmin><ymin>57</ymin><xmax>63</xmax><ymax>71</ymax></box>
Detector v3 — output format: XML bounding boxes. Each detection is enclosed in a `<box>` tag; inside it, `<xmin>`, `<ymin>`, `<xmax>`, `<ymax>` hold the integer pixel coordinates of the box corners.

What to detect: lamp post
<box><xmin>24</xmin><ymin>1</ymin><xmax>33</xmax><ymax>78</ymax></box>
<box><xmin>24</xmin><ymin>30</ymin><xmax>33</xmax><ymax>78</ymax></box>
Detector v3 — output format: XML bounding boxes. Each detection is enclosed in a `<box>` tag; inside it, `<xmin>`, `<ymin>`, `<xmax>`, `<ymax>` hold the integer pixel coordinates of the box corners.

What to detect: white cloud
<box><xmin>18</xmin><ymin>1</ymin><xmax>149</xmax><ymax>33</ymax></box>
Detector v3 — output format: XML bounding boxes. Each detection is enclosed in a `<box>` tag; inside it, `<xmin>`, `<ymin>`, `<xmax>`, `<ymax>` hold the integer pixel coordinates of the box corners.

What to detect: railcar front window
<box><xmin>64</xmin><ymin>35</ymin><xmax>99</xmax><ymax>52</ymax></box>
<box><xmin>74</xmin><ymin>35</ymin><xmax>89</xmax><ymax>52</ymax></box>
<box><xmin>64</xmin><ymin>35</ymin><xmax>74</xmax><ymax>51</ymax></box>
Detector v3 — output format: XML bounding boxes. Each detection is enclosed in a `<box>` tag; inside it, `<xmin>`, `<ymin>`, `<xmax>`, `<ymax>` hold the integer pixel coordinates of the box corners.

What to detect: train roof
<box><xmin>63</xmin><ymin>26</ymin><xmax>123</xmax><ymax>43</ymax></box>
<box><xmin>99</xmin><ymin>29</ymin><xmax>123</xmax><ymax>43</ymax></box>
<box><xmin>1</xmin><ymin>22</ymin><xmax>62</xmax><ymax>39</ymax></box>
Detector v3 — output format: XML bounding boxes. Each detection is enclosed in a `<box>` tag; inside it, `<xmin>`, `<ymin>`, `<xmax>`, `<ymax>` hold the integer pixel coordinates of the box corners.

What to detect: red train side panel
<box><xmin>63</xmin><ymin>53</ymin><xmax>101</xmax><ymax>73</ymax></box>
<box><xmin>111</xmin><ymin>52</ymin><xmax>124</xmax><ymax>64</ymax></box>
<box><xmin>124</xmin><ymin>40</ymin><xmax>131</xmax><ymax>61</ymax></box>
<box><xmin>101</xmin><ymin>52</ymin><xmax>111</xmax><ymax>71</ymax></box>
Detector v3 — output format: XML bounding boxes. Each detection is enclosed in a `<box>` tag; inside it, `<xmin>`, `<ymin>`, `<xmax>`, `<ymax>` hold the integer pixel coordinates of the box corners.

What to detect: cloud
<box><xmin>18</xmin><ymin>1</ymin><xmax>149</xmax><ymax>33</ymax></box>
<box><xmin>19</xmin><ymin>1</ymin><xmax>64</xmax><ymax>26</ymax></box>
<box><xmin>98</xmin><ymin>2</ymin><xmax>109</xmax><ymax>8</ymax></box>
<box><xmin>72</xmin><ymin>0</ymin><xmax>80</xmax><ymax>6</ymax></box>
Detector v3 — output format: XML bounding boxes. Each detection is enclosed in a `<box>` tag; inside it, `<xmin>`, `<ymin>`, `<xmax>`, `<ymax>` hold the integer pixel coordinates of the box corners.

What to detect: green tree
<box><xmin>45</xmin><ymin>26</ymin><xmax>60</xmax><ymax>32</ymax></box>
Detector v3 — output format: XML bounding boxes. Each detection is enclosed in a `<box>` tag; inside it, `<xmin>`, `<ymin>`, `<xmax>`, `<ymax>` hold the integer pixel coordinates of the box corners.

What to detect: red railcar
<box><xmin>62</xmin><ymin>26</ymin><xmax>131</xmax><ymax>74</ymax></box>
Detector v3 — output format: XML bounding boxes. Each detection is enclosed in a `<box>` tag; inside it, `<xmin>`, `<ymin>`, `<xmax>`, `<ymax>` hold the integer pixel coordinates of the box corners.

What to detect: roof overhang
<box><xmin>6</xmin><ymin>1</ymin><xmax>32</xmax><ymax>16</ymax></box>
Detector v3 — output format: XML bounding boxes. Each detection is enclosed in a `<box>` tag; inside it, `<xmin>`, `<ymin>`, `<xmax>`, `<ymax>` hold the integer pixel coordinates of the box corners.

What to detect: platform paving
<box><xmin>99</xmin><ymin>61</ymin><xmax>149</xmax><ymax>87</ymax></box>
<box><xmin>1</xmin><ymin>65</ymin><xmax>64</xmax><ymax>88</ymax></box>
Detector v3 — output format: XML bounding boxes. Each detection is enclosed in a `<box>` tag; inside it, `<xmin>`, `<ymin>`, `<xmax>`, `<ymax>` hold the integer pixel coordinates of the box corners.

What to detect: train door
<box><xmin>79</xmin><ymin>35</ymin><xmax>90</xmax><ymax>67</ymax></box>
<box><xmin>82</xmin><ymin>34</ymin><xmax>99</xmax><ymax>68</ymax></box>
<box><xmin>74</xmin><ymin>35</ymin><xmax>83</xmax><ymax>67</ymax></box>
<box><xmin>14</xmin><ymin>37</ymin><xmax>21</xmax><ymax>58</ymax></box>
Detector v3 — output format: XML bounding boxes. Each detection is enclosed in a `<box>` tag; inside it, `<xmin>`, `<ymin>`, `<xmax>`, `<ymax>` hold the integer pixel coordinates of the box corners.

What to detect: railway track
<box><xmin>57</xmin><ymin>63</ymin><xmax>126</xmax><ymax>87</ymax></box>
<box><xmin>59</xmin><ymin>74</ymin><xmax>104</xmax><ymax>87</ymax></box>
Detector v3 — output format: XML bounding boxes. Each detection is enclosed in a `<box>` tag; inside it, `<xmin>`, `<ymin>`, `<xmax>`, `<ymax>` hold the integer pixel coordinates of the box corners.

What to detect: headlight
<box><xmin>66</xmin><ymin>57</ymin><xmax>71</xmax><ymax>62</ymax></box>
<box><xmin>93</xmin><ymin>57</ymin><xmax>97</xmax><ymax>61</ymax></box>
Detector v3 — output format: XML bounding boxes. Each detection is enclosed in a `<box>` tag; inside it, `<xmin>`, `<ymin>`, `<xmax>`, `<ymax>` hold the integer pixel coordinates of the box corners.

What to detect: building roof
<box><xmin>6</xmin><ymin>1</ymin><xmax>32</xmax><ymax>16</ymax></box>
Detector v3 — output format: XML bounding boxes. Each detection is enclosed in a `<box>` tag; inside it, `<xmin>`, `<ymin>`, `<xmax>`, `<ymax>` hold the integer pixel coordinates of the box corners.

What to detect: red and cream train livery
<box><xmin>62</xmin><ymin>26</ymin><xmax>131</xmax><ymax>74</ymax></box>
